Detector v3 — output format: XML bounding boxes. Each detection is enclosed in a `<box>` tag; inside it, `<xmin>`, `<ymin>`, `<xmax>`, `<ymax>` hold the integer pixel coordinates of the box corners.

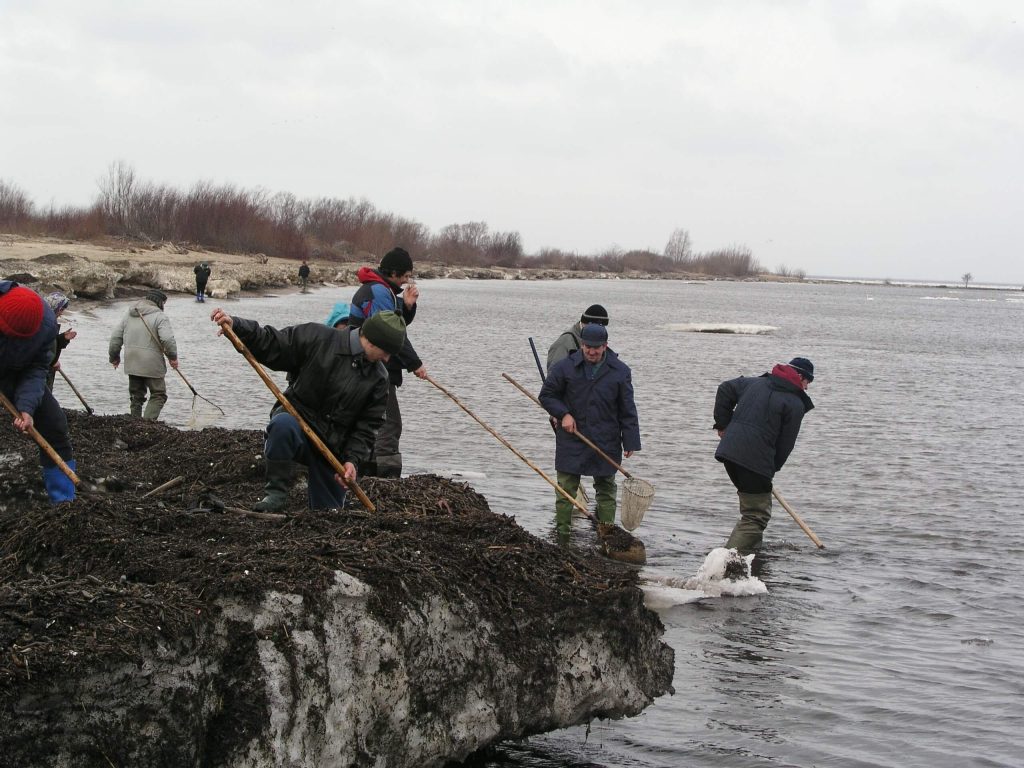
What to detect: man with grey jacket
<box><xmin>108</xmin><ymin>289</ymin><xmax>178</xmax><ymax>420</ymax></box>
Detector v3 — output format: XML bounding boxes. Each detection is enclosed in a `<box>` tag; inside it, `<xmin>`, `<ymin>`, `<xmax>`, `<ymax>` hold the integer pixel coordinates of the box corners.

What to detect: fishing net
<box><xmin>186</xmin><ymin>390</ymin><xmax>225</xmax><ymax>429</ymax></box>
<box><xmin>620</xmin><ymin>476</ymin><xmax>655</xmax><ymax>531</ymax></box>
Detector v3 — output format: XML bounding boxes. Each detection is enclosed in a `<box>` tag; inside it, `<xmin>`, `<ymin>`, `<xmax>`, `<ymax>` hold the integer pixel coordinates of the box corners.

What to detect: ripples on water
<box><xmin>53</xmin><ymin>280</ymin><xmax>1024</xmax><ymax>767</ymax></box>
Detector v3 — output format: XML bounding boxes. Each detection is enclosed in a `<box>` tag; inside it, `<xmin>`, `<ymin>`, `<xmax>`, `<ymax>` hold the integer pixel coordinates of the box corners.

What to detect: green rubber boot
<box><xmin>254</xmin><ymin>460</ymin><xmax>293</xmax><ymax>512</ymax></box>
<box><xmin>725</xmin><ymin>492</ymin><xmax>773</xmax><ymax>553</ymax></box>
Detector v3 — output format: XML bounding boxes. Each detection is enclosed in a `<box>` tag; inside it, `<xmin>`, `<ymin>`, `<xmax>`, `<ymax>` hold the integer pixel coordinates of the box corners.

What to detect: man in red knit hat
<box><xmin>0</xmin><ymin>280</ymin><xmax>77</xmax><ymax>502</ymax></box>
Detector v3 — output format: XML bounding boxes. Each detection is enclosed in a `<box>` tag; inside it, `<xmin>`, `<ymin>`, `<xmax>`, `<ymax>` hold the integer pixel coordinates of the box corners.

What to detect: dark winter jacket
<box><xmin>298</xmin><ymin>264</ymin><xmax>310</xmax><ymax>279</ymax></box>
<box><xmin>540</xmin><ymin>349</ymin><xmax>642</xmax><ymax>477</ymax></box>
<box><xmin>193</xmin><ymin>263</ymin><xmax>211</xmax><ymax>288</ymax></box>
<box><xmin>231</xmin><ymin>317</ymin><xmax>389</xmax><ymax>467</ymax></box>
<box><xmin>348</xmin><ymin>267</ymin><xmax>421</xmax><ymax>386</ymax></box>
<box><xmin>713</xmin><ymin>371</ymin><xmax>814</xmax><ymax>479</ymax></box>
<box><xmin>0</xmin><ymin>280</ymin><xmax>58</xmax><ymax>415</ymax></box>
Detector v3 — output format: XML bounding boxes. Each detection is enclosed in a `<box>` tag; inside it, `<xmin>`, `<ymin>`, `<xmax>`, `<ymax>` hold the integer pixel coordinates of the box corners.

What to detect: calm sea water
<box><xmin>52</xmin><ymin>279</ymin><xmax>1024</xmax><ymax>768</ymax></box>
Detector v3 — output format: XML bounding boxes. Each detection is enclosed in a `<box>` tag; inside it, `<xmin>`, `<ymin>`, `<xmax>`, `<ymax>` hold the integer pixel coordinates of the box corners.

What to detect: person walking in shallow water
<box><xmin>713</xmin><ymin>357</ymin><xmax>815</xmax><ymax>554</ymax></box>
<box><xmin>540</xmin><ymin>323</ymin><xmax>641</xmax><ymax>537</ymax></box>
<box><xmin>193</xmin><ymin>262</ymin><xmax>211</xmax><ymax>302</ymax></box>
<box><xmin>108</xmin><ymin>290</ymin><xmax>178</xmax><ymax>420</ymax></box>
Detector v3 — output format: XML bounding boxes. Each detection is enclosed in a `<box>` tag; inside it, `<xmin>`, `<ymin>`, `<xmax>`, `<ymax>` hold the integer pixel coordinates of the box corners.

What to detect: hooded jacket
<box><xmin>540</xmin><ymin>348</ymin><xmax>642</xmax><ymax>477</ymax></box>
<box><xmin>108</xmin><ymin>299</ymin><xmax>177</xmax><ymax>378</ymax></box>
<box><xmin>231</xmin><ymin>318</ymin><xmax>389</xmax><ymax>466</ymax></box>
<box><xmin>714</xmin><ymin>368</ymin><xmax>814</xmax><ymax>478</ymax></box>
<box><xmin>0</xmin><ymin>280</ymin><xmax>58</xmax><ymax>414</ymax></box>
<box><xmin>546</xmin><ymin>322</ymin><xmax>585</xmax><ymax>373</ymax></box>
<box><xmin>348</xmin><ymin>267</ymin><xmax>421</xmax><ymax>385</ymax></box>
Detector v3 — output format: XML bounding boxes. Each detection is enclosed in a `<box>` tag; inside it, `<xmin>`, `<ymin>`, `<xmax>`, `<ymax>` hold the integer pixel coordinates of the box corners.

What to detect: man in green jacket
<box><xmin>108</xmin><ymin>290</ymin><xmax>178</xmax><ymax>420</ymax></box>
<box><xmin>210</xmin><ymin>307</ymin><xmax>406</xmax><ymax>512</ymax></box>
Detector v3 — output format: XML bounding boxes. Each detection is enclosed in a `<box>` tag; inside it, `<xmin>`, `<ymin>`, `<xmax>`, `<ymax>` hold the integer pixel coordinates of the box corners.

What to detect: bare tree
<box><xmin>961</xmin><ymin>272</ymin><xmax>972</xmax><ymax>288</ymax></box>
<box><xmin>664</xmin><ymin>228</ymin><xmax>693</xmax><ymax>261</ymax></box>
<box><xmin>0</xmin><ymin>179</ymin><xmax>35</xmax><ymax>229</ymax></box>
<box><xmin>97</xmin><ymin>160</ymin><xmax>138</xmax><ymax>235</ymax></box>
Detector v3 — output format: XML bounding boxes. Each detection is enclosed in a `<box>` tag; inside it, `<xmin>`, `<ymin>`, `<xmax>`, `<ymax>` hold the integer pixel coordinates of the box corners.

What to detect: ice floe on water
<box><xmin>641</xmin><ymin>547</ymin><xmax>768</xmax><ymax>608</ymax></box>
<box><xmin>663</xmin><ymin>323</ymin><xmax>778</xmax><ymax>335</ymax></box>
<box><xmin>434</xmin><ymin>469</ymin><xmax>488</xmax><ymax>480</ymax></box>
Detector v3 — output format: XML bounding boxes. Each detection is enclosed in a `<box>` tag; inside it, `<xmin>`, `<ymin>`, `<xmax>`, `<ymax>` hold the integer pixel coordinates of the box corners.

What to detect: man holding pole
<box><xmin>713</xmin><ymin>357</ymin><xmax>815</xmax><ymax>553</ymax></box>
<box><xmin>540</xmin><ymin>323</ymin><xmax>641</xmax><ymax>537</ymax></box>
<box><xmin>0</xmin><ymin>281</ymin><xmax>77</xmax><ymax>503</ymax></box>
<box><xmin>210</xmin><ymin>307</ymin><xmax>405</xmax><ymax>512</ymax></box>
<box><xmin>108</xmin><ymin>289</ymin><xmax>178</xmax><ymax>420</ymax></box>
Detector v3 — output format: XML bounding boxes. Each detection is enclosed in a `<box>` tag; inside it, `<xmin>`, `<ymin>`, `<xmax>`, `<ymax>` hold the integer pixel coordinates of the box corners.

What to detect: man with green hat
<box><xmin>210</xmin><ymin>306</ymin><xmax>406</xmax><ymax>512</ymax></box>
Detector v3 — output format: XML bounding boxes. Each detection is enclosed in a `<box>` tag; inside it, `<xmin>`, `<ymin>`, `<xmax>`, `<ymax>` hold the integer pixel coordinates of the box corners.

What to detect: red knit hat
<box><xmin>0</xmin><ymin>286</ymin><xmax>45</xmax><ymax>338</ymax></box>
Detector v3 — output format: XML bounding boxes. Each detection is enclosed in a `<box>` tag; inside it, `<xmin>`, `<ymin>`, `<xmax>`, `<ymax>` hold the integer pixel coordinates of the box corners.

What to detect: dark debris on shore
<box><xmin>0</xmin><ymin>410</ymin><xmax>645</xmax><ymax>699</ymax></box>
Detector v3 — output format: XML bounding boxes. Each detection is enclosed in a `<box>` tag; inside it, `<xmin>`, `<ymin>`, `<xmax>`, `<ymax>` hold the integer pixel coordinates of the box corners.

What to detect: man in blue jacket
<box><xmin>540</xmin><ymin>323</ymin><xmax>641</xmax><ymax>537</ymax></box>
<box><xmin>348</xmin><ymin>247</ymin><xmax>427</xmax><ymax>478</ymax></box>
<box><xmin>0</xmin><ymin>281</ymin><xmax>76</xmax><ymax>502</ymax></box>
<box><xmin>714</xmin><ymin>357</ymin><xmax>815</xmax><ymax>553</ymax></box>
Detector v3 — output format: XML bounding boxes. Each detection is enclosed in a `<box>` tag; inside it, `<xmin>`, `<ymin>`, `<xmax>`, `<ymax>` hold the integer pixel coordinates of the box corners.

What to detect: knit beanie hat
<box><xmin>325</xmin><ymin>301</ymin><xmax>351</xmax><ymax>329</ymax></box>
<box><xmin>788</xmin><ymin>357</ymin><xmax>814</xmax><ymax>382</ymax></box>
<box><xmin>379</xmin><ymin>247</ymin><xmax>413</xmax><ymax>276</ymax></box>
<box><xmin>145</xmin><ymin>289</ymin><xmax>168</xmax><ymax>309</ymax></box>
<box><xmin>361</xmin><ymin>310</ymin><xmax>407</xmax><ymax>355</ymax></box>
<box><xmin>580</xmin><ymin>323</ymin><xmax>609</xmax><ymax>347</ymax></box>
<box><xmin>0</xmin><ymin>285</ymin><xmax>45</xmax><ymax>338</ymax></box>
<box><xmin>580</xmin><ymin>304</ymin><xmax>609</xmax><ymax>326</ymax></box>
<box><xmin>45</xmin><ymin>291</ymin><xmax>70</xmax><ymax>315</ymax></box>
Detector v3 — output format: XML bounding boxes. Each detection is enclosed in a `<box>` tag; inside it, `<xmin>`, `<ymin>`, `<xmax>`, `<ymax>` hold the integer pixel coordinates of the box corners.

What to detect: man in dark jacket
<box><xmin>347</xmin><ymin>247</ymin><xmax>427</xmax><ymax>478</ymax></box>
<box><xmin>0</xmin><ymin>281</ymin><xmax>77</xmax><ymax>503</ymax></box>
<box><xmin>210</xmin><ymin>306</ymin><xmax>405</xmax><ymax>512</ymax></box>
<box><xmin>714</xmin><ymin>357</ymin><xmax>816</xmax><ymax>553</ymax></box>
<box><xmin>298</xmin><ymin>261</ymin><xmax>311</xmax><ymax>293</ymax></box>
<box><xmin>540</xmin><ymin>323</ymin><xmax>641</xmax><ymax>536</ymax></box>
<box><xmin>193</xmin><ymin>262</ymin><xmax>211</xmax><ymax>302</ymax></box>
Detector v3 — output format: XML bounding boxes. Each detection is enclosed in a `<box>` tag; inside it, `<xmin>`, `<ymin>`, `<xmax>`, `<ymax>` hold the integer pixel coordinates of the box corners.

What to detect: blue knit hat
<box><xmin>788</xmin><ymin>357</ymin><xmax>814</xmax><ymax>382</ymax></box>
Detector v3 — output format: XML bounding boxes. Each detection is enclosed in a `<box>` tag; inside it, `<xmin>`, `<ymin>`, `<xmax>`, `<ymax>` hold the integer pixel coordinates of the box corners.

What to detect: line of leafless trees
<box><xmin>1</xmin><ymin>164</ymin><xmax>773</xmax><ymax>276</ymax></box>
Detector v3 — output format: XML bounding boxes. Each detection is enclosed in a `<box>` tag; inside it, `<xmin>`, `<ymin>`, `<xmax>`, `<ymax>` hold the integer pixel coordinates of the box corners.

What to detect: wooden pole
<box><xmin>424</xmin><ymin>374</ymin><xmax>592</xmax><ymax>518</ymax></box>
<box><xmin>57</xmin><ymin>368</ymin><xmax>94</xmax><ymax>415</ymax></box>
<box><xmin>772</xmin><ymin>488</ymin><xmax>825</xmax><ymax>549</ymax></box>
<box><xmin>0</xmin><ymin>390</ymin><xmax>79</xmax><ymax>485</ymax></box>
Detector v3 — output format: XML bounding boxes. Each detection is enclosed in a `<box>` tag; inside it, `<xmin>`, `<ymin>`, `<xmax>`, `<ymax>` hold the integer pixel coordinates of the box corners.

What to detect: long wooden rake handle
<box><xmin>57</xmin><ymin>368</ymin><xmax>94</xmax><ymax>415</ymax></box>
<box><xmin>772</xmin><ymin>488</ymin><xmax>825</xmax><ymax>549</ymax></box>
<box><xmin>424</xmin><ymin>374</ymin><xmax>591</xmax><ymax>518</ymax></box>
<box><xmin>502</xmin><ymin>372</ymin><xmax>634</xmax><ymax>479</ymax></box>
<box><xmin>0</xmin><ymin>390</ymin><xmax>79</xmax><ymax>485</ymax></box>
<box><xmin>219</xmin><ymin>323</ymin><xmax>375</xmax><ymax>512</ymax></box>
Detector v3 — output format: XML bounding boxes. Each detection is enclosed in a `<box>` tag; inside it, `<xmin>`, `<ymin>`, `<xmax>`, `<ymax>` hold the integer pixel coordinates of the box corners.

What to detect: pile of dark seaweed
<box><xmin>0</xmin><ymin>410</ymin><xmax>644</xmax><ymax>698</ymax></box>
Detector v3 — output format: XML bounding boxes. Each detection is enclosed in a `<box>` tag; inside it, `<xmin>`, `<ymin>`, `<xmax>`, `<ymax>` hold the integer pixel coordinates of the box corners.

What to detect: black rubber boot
<box><xmin>254</xmin><ymin>460</ymin><xmax>293</xmax><ymax>512</ymax></box>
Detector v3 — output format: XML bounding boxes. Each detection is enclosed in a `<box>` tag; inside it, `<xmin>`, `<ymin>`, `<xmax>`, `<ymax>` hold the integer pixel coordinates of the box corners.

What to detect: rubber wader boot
<box><xmin>254</xmin><ymin>460</ymin><xmax>293</xmax><ymax>512</ymax></box>
<box><xmin>375</xmin><ymin>453</ymin><xmax>402</xmax><ymax>479</ymax></box>
<box><xmin>43</xmin><ymin>459</ymin><xmax>77</xmax><ymax>503</ymax></box>
<box><xmin>725</xmin><ymin>491</ymin><xmax>773</xmax><ymax>553</ymax></box>
<box><xmin>130</xmin><ymin>404</ymin><xmax>143</xmax><ymax>418</ymax></box>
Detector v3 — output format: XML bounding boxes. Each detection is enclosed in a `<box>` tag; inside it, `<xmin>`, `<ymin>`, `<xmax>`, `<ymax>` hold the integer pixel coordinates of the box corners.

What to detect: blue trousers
<box><xmin>264</xmin><ymin>412</ymin><xmax>347</xmax><ymax>510</ymax></box>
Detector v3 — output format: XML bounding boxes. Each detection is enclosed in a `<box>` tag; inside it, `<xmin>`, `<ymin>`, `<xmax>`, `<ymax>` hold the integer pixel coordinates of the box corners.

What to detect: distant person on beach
<box><xmin>713</xmin><ymin>357</ymin><xmax>815</xmax><ymax>554</ymax></box>
<box><xmin>348</xmin><ymin>247</ymin><xmax>426</xmax><ymax>478</ymax></box>
<box><xmin>43</xmin><ymin>291</ymin><xmax>77</xmax><ymax>391</ymax></box>
<box><xmin>108</xmin><ymin>290</ymin><xmax>178</xmax><ymax>420</ymax></box>
<box><xmin>546</xmin><ymin>304</ymin><xmax>610</xmax><ymax>373</ymax></box>
<box><xmin>193</xmin><ymin>261</ymin><xmax>211</xmax><ymax>303</ymax></box>
<box><xmin>210</xmin><ymin>307</ymin><xmax>405</xmax><ymax>512</ymax></box>
<box><xmin>298</xmin><ymin>260</ymin><xmax>311</xmax><ymax>293</ymax></box>
<box><xmin>540</xmin><ymin>323</ymin><xmax>641</xmax><ymax>537</ymax></box>
<box><xmin>0</xmin><ymin>281</ymin><xmax>77</xmax><ymax>503</ymax></box>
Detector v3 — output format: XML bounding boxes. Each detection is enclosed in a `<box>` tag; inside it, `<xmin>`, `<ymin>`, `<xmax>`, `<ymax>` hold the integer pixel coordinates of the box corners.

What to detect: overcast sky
<box><xmin>2</xmin><ymin>1</ymin><xmax>1021</xmax><ymax>282</ymax></box>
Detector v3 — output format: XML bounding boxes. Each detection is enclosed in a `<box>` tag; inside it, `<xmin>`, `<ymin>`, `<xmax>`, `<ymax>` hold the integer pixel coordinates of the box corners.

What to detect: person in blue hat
<box><xmin>540</xmin><ymin>323</ymin><xmax>641</xmax><ymax>537</ymax></box>
<box><xmin>325</xmin><ymin>301</ymin><xmax>350</xmax><ymax>329</ymax></box>
<box><xmin>713</xmin><ymin>357</ymin><xmax>816</xmax><ymax>553</ymax></box>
